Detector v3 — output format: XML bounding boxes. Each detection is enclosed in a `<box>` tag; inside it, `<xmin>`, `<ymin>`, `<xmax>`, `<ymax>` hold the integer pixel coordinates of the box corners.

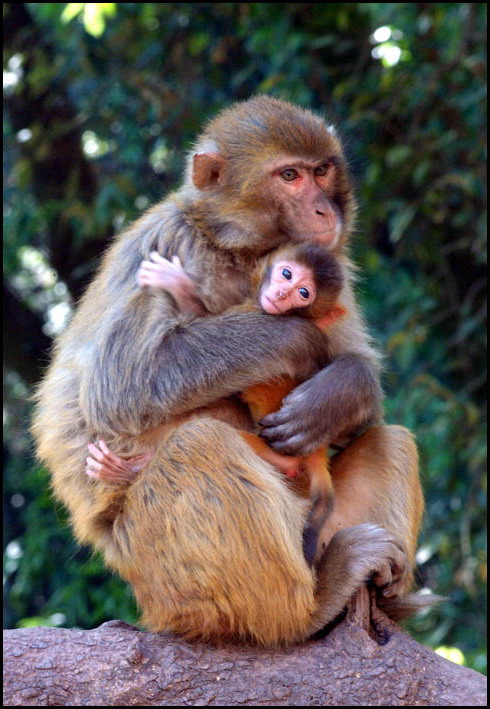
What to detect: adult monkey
<box><xmin>33</xmin><ymin>96</ymin><xmax>425</xmax><ymax>647</ymax></box>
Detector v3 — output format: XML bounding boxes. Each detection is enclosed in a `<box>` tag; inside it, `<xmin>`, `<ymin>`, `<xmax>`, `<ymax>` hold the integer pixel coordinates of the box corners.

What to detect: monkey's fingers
<box><xmin>86</xmin><ymin>456</ymin><xmax>137</xmax><ymax>484</ymax></box>
<box><xmin>99</xmin><ymin>440</ymin><xmax>152</xmax><ymax>472</ymax></box>
<box><xmin>86</xmin><ymin>455</ymin><xmax>124</xmax><ymax>475</ymax></box>
<box><xmin>97</xmin><ymin>439</ymin><xmax>112</xmax><ymax>455</ymax></box>
<box><xmin>149</xmin><ymin>252</ymin><xmax>183</xmax><ymax>272</ymax></box>
<box><xmin>258</xmin><ymin>416</ymin><xmax>291</xmax><ymax>444</ymax></box>
<box><xmin>258</xmin><ymin>406</ymin><xmax>288</xmax><ymax>426</ymax></box>
<box><xmin>260</xmin><ymin>422</ymin><xmax>312</xmax><ymax>456</ymax></box>
<box><xmin>259</xmin><ymin>395</ymin><xmax>321</xmax><ymax>456</ymax></box>
<box><xmin>125</xmin><ymin>452</ymin><xmax>153</xmax><ymax>472</ymax></box>
<box><xmin>88</xmin><ymin>443</ymin><xmax>133</xmax><ymax>475</ymax></box>
<box><xmin>138</xmin><ymin>271</ymin><xmax>178</xmax><ymax>292</ymax></box>
<box><xmin>88</xmin><ymin>441</ymin><xmax>123</xmax><ymax>466</ymax></box>
<box><xmin>87</xmin><ymin>442</ymin><xmax>107</xmax><ymax>462</ymax></box>
<box><xmin>139</xmin><ymin>261</ymin><xmax>173</xmax><ymax>275</ymax></box>
<box><xmin>149</xmin><ymin>252</ymin><xmax>185</xmax><ymax>273</ymax></box>
<box><xmin>149</xmin><ymin>251</ymin><xmax>172</xmax><ymax>265</ymax></box>
<box><xmin>137</xmin><ymin>269</ymin><xmax>157</xmax><ymax>288</ymax></box>
<box><xmin>139</xmin><ymin>261</ymin><xmax>181</xmax><ymax>281</ymax></box>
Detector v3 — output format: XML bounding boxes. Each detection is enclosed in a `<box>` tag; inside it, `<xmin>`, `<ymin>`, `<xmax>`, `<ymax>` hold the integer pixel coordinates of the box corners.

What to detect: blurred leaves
<box><xmin>4</xmin><ymin>2</ymin><xmax>486</xmax><ymax>674</ymax></box>
<box><xmin>61</xmin><ymin>3</ymin><xmax>116</xmax><ymax>37</ymax></box>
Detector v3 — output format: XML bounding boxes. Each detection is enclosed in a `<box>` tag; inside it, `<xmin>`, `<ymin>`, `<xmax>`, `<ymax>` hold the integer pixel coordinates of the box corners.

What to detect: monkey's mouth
<box><xmin>264</xmin><ymin>296</ymin><xmax>285</xmax><ymax>315</ymax></box>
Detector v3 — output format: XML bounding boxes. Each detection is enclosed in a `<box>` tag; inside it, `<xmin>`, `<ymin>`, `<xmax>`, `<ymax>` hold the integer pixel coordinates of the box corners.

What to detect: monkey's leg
<box><xmin>238</xmin><ymin>434</ymin><xmax>336</xmax><ymax>565</ymax></box>
<box><xmin>310</xmin><ymin>425</ymin><xmax>427</xmax><ymax>626</ymax></box>
<box><xmin>302</xmin><ymin>449</ymin><xmax>334</xmax><ymax>566</ymax></box>
<box><xmin>109</xmin><ymin>417</ymin><xmax>318</xmax><ymax>648</ymax></box>
<box><xmin>319</xmin><ymin>425</ymin><xmax>422</xmax><ymax>569</ymax></box>
<box><xmin>239</xmin><ymin>431</ymin><xmax>301</xmax><ymax>477</ymax></box>
<box><xmin>109</xmin><ymin>420</ymin><xmax>425</xmax><ymax>645</ymax></box>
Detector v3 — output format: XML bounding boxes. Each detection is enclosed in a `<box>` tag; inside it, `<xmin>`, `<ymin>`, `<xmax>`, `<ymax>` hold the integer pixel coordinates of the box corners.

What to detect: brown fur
<box><xmin>32</xmin><ymin>96</ymin><xmax>426</xmax><ymax>647</ymax></box>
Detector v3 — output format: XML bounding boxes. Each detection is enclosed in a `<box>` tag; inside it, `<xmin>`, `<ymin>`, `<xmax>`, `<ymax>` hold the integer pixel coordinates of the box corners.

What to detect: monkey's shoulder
<box><xmin>185</xmin><ymin>247</ymin><xmax>252</xmax><ymax>314</ymax></box>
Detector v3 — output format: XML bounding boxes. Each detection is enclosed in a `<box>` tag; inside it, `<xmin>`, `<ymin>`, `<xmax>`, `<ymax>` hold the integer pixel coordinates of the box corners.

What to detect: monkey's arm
<box><xmin>81</xmin><ymin>302</ymin><xmax>330</xmax><ymax>437</ymax></box>
<box><xmin>259</xmin><ymin>280</ymin><xmax>383</xmax><ymax>456</ymax></box>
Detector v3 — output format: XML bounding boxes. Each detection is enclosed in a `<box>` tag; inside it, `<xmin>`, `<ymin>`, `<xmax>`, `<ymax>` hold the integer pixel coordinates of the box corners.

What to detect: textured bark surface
<box><xmin>3</xmin><ymin>593</ymin><xmax>486</xmax><ymax>707</ymax></box>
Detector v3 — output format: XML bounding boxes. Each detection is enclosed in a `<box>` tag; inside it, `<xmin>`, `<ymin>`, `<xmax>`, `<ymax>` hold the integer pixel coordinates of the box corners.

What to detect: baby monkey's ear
<box><xmin>192</xmin><ymin>152</ymin><xmax>226</xmax><ymax>190</ymax></box>
<box><xmin>315</xmin><ymin>304</ymin><xmax>347</xmax><ymax>330</ymax></box>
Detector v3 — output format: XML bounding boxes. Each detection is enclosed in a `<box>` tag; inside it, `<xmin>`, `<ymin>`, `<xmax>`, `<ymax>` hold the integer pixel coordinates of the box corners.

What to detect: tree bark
<box><xmin>3</xmin><ymin>590</ymin><xmax>486</xmax><ymax>706</ymax></box>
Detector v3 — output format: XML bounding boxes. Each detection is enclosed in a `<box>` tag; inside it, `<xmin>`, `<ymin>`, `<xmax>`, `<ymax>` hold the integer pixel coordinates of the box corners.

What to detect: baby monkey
<box><xmin>87</xmin><ymin>242</ymin><xmax>346</xmax><ymax>565</ymax></box>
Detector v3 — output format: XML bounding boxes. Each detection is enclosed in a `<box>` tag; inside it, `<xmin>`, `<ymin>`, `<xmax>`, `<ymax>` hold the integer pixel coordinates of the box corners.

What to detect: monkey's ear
<box><xmin>315</xmin><ymin>305</ymin><xmax>347</xmax><ymax>329</ymax></box>
<box><xmin>192</xmin><ymin>152</ymin><xmax>226</xmax><ymax>190</ymax></box>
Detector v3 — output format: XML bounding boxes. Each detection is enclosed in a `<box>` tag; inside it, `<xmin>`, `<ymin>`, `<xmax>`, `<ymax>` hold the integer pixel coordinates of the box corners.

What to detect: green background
<box><xmin>4</xmin><ymin>3</ymin><xmax>486</xmax><ymax>674</ymax></box>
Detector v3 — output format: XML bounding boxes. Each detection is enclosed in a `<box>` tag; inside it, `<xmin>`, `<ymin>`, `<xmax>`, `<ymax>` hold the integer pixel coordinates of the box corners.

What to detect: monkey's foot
<box><xmin>86</xmin><ymin>440</ymin><xmax>152</xmax><ymax>485</ymax></box>
<box><xmin>337</xmin><ymin>523</ymin><xmax>409</xmax><ymax>600</ymax></box>
<box><xmin>310</xmin><ymin>523</ymin><xmax>409</xmax><ymax>635</ymax></box>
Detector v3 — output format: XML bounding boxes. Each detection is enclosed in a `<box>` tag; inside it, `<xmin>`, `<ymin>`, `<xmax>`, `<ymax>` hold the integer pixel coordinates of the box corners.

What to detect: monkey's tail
<box><xmin>377</xmin><ymin>590</ymin><xmax>444</xmax><ymax>622</ymax></box>
<box><xmin>302</xmin><ymin>450</ymin><xmax>334</xmax><ymax>566</ymax></box>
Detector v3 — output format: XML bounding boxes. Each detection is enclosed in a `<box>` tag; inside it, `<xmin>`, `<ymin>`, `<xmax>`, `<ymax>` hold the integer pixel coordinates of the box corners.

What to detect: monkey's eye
<box><xmin>299</xmin><ymin>287</ymin><xmax>310</xmax><ymax>300</ymax></box>
<box><xmin>281</xmin><ymin>168</ymin><xmax>299</xmax><ymax>182</ymax></box>
<box><xmin>281</xmin><ymin>268</ymin><xmax>292</xmax><ymax>280</ymax></box>
<box><xmin>314</xmin><ymin>164</ymin><xmax>330</xmax><ymax>177</ymax></box>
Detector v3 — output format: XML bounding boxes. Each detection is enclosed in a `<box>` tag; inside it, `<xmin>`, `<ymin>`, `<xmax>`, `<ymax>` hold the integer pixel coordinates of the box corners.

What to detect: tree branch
<box><xmin>4</xmin><ymin>593</ymin><xmax>486</xmax><ymax>706</ymax></box>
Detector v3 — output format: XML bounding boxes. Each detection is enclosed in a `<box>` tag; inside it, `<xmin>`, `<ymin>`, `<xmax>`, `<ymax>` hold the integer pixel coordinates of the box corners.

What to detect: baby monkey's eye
<box><xmin>299</xmin><ymin>287</ymin><xmax>310</xmax><ymax>299</ymax></box>
<box><xmin>282</xmin><ymin>268</ymin><xmax>292</xmax><ymax>280</ymax></box>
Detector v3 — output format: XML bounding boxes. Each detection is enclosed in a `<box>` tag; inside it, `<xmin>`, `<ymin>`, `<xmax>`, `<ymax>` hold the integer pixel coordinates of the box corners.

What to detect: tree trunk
<box><xmin>3</xmin><ymin>589</ymin><xmax>486</xmax><ymax>706</ymax></box>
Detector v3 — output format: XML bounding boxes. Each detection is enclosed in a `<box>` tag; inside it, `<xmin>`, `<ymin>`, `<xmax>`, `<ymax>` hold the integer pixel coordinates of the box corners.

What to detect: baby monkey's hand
<box><xmin>137</xmin><ymin>252</ymin><xmax>188</xmax><ymax>291</ymax></box>
<box><xmin>137</xmin><ymin>252</ymin><xmax>206</xmax><ymax>316</ymax></box>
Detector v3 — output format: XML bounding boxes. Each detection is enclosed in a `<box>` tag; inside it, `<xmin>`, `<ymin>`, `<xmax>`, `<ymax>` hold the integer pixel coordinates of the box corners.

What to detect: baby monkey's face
<box><xmin>259</xmin><ymin>261</ymin><xmax>317</xmax><ymax>315</ymax></box>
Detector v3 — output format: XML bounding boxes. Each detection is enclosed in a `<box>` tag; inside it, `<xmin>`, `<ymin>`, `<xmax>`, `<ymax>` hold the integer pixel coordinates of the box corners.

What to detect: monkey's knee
<box><xmin>339</xmin><ymin>424</ymin><xmax>419</xmax><ymax>486</ymax></box>
<box><xmin>377</xmin><ymin>424</ymin><xmax>418</xmax><ymax>467</ymax></box>
<box><xmin>356</xmin><ymin>424</ymin><xmax>416</xmax><ymax>457</ymax></box>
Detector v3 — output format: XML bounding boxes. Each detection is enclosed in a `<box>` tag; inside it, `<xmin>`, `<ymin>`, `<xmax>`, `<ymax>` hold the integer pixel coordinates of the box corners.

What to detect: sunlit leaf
<box><xmin>61</xmin><ymin>3</ymin><xmax>84</xmax><ymax>24</ymax></box>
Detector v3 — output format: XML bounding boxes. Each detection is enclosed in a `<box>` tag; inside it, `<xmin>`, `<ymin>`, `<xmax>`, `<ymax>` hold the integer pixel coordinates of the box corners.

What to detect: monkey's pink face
<box><xmin>259</xmin><ymin>261</ymin><xmax>317</xmax><ymax>315</ymax></box>
<box><xmin>270</xmin><ymin>160</ymin><xmax>343</xmax><ymax>247</ymax></box>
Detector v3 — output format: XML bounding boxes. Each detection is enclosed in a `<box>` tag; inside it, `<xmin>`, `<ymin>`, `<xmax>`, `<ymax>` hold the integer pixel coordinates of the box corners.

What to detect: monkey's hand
<box><xmin>137</xmin><ymin>252</ymin><xmax>207</xmax><ymax>316</ymax></box>
<box><xmin>259</xmin><ymin>353</ymin><xmax>382</xmax><ymax>456</ymax></box>
<box><xmin>86</xmin><ymin>439</ymin><xmax>153</xmax><ymax>485</ymax></box>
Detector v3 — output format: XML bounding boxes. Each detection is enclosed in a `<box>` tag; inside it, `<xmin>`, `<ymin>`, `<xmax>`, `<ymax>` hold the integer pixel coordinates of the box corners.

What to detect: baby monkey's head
<box><xmin>257</xmin><ymin>242</ymin><xmax>344</xmax><ymax>319</ymax></box>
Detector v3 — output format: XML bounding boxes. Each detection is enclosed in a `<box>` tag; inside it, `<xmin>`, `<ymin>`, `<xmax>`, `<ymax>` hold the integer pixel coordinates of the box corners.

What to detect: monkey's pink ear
<box><xmin>192</xmin><ymin>152</ymin><xmax>226</xmax><ymax>190</ymax></box>
<box><xmin>315</xmin><ymin>305</ymin><xmax>347</xmax><ymax>329</ymax></box>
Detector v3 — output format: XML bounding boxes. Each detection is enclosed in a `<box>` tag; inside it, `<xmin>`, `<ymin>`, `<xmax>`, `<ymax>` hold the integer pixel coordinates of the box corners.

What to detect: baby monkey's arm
<box><xmin>86</xmin><ymin>253</ymin><xmax>206</xmax><ymax>485</ymax></box>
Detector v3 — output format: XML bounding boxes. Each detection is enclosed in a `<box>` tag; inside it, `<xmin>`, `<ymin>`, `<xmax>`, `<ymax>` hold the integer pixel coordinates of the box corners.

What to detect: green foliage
<box><xmin>4</xmin><ymin>2</ymin><xmax>486</xmax><ymax>673</ymax></box>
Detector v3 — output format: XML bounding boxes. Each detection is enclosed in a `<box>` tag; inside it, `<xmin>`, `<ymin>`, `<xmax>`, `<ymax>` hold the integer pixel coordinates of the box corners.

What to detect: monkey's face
<box><xmin>259</xmin><ymin>260</ymin><xmax>316</xmax><ymax>315</ymax></box>
<box><xmin>259</xmin><ymin>157</ymin><xmax>345</xmax><ymax>249</ymax></box>
<box><xmin>190</xmin><ymin>96</ymin><xmax>355</xmax><ymax>254</ymax></box>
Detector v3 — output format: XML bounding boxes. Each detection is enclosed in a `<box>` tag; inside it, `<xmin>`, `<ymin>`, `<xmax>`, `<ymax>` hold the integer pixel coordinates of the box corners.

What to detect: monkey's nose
<box><xmin>277</xmin><ymin>289</ymin><xmax>287</xmax><ymax>299</ymax></box>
